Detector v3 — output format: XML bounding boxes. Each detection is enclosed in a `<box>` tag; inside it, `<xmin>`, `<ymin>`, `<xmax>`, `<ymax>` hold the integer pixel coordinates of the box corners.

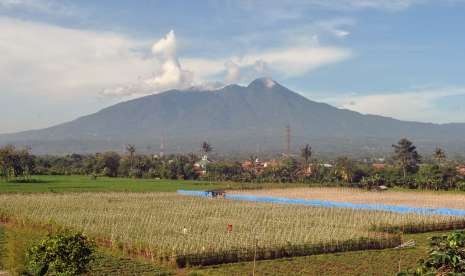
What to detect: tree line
<box><xmin>1</xmin><ymin>139</ymin><xmax>464</xmax><ymax>191</ymax></box>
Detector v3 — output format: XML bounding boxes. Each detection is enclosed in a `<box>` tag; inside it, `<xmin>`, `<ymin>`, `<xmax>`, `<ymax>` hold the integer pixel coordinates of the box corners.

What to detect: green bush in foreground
<box><xmin>400</xmin><ymin>231</ymin><xmax>465</xmax><ymax>275</ymax></box>
<box><xmin>26</xmin><ymin>231</ymin><xmax>95</xmax><ymax>276</ymax></box>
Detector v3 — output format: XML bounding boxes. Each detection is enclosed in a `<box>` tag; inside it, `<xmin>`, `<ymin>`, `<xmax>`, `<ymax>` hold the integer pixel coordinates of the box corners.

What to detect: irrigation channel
<box><xmin>177</xmin><ymin>190</ymin><xmax>465</xmax><ymax>217</ymax></box>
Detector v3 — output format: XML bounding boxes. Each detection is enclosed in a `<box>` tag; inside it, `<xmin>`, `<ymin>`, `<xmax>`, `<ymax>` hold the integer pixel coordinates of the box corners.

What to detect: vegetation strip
<box><xmin>178</xmin><ymin>189</ymin><xmax>465</xmax><ymax>216</ymax></box>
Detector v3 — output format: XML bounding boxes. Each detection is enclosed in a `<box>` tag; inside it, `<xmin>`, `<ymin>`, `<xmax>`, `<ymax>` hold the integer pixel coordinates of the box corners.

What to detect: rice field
<box><xmin>0</xmin><ymin>193</ymin><xmax>464</xmax><ymax>266</ymax></box>
<box><xmin>229</xmin><ymin>187</ymin><xmax>465</xmax><ymax>210</ymax></box>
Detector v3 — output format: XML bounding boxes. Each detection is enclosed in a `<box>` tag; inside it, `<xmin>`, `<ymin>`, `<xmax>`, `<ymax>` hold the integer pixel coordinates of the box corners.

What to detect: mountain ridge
<box><xmin>2</xmin><ymin>78</ymin><xmax>465</xmax><ymax>155</ymax></box>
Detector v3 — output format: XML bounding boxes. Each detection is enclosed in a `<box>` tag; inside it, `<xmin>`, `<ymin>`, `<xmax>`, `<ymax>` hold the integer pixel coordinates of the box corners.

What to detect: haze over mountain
<box><xmin>2</xmin><ymin>78</ymin><xmax>465</xmax><ymax>156</ymax></box>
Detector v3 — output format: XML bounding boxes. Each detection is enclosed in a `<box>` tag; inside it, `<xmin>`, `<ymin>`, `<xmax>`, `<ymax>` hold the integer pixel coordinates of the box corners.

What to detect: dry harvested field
<box><xmin>0</xmin><ymin>192</ymin><xmax>463</xmax><ymax>266</ymax></box>
<box><xmin>229</xmin><ymin>187</ymin><xmax>465</xmax><ymax>210</ymax></box>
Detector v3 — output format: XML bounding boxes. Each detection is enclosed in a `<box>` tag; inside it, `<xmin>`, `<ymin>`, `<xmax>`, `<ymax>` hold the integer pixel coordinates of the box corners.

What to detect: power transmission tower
<box><xmin>160</xmin><ymin>136</ymin><xmax>165</xmax><ymax>157</ymax></box>
<box><xmin>285</xmin><ymin>124</ymin><xmax>291</xmax><ymax>156</ymax></box>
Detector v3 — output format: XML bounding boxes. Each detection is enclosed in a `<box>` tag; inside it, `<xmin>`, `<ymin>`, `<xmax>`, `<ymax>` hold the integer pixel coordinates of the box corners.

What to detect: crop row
<box><xmin>0</xmin><ymin>193</ymin><xmax>464</xmax><ymax>266</ymax></box>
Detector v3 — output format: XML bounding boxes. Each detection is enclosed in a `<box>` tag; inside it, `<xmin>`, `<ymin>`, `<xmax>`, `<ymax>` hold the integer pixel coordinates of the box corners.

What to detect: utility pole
<box><xmin>160</xmin><ymin>136</ymin><xmax>165</xmax><ymax>157</ymax></box>
<box><xmin>252</xmin><ymin>237</ymin><xmax>258</xmax><ymax>276</ymax></box>
<box><xmin>285</xmin><ymin>124</ymin><xmax>291</xmax><ymax>156</ymax></box>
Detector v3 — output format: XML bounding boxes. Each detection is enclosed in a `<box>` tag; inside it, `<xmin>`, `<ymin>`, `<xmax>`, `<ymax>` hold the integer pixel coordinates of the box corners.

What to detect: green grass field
<box><xmin>0</xmin><ymin>175</ymin><xmax>312</xmax><ymax>193</ymax></box>
<box><xmin>0</xmin><ymin>175</ymin><xmax>231</xmax><ymax>193</ymax></box>
<box><xmin>3</xmin><ymin>175</ymin><xmax>464</xmax><ymax>195</ymax></box>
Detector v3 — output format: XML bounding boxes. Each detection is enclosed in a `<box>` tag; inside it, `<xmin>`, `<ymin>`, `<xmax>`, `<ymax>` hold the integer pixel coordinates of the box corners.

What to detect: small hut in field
<box><xmin>205</xmin><ymin>189</ymin><xmax>226</xmax><ymax>198</ymax></box>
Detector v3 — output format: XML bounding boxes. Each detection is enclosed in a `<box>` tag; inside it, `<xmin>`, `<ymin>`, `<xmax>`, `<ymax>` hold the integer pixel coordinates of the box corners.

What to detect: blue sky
<box><xmin>1</xmin><ymin>0</ymin><xmax>465</xmax><ymax>133</ymax></box>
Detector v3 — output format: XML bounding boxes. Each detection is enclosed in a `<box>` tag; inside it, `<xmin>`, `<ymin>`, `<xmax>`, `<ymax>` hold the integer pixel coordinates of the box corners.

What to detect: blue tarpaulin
<box><xmin>177</xmin><ymin>189</ymin><xmax>465</xmax><ymax>216</ymax></box>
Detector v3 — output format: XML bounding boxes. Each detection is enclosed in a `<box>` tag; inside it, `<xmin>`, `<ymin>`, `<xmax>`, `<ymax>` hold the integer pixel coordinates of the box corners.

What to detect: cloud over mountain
<box><xmin>101</xmin><ymin>30</ymin><xmax>195</xmax><ymax>98</ymax></box>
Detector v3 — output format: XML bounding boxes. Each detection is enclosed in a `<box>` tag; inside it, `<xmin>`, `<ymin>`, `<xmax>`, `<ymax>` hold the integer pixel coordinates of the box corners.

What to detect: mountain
<box><xmin>2</xmin><ymin>78</ymin><xmax>465</xmax><ymax>155</ymax></box>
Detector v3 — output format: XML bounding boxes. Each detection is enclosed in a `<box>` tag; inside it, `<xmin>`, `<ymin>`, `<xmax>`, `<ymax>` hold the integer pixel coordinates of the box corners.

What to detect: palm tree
<box><xmin>201</xmin><ymin>142</ymin><xmax>212</xmax><ymax>156</ymax></box>
<box><xmin>433</xmin><ymin>147</ymin><xmax>447</xmax><ymax>165</ymax></box>
<box><xmin>300</xmin><ymin>144</ymin><xmax>312</xmax><ymax>166</ymax></box>
<box><xmin>125</xmin><ymin>144</ymin><xmax>136</xmax><ymax>171</ymax></box>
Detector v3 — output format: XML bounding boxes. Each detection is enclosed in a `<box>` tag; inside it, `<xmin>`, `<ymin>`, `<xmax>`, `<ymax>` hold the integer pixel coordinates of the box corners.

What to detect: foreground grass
<box><xmin>193</xmin><ymin>231</ymin><xmax>440</xmax><ymax>275</ymax></box>
<box><xmin>0</xmin><ymin>224</ymin><xmax>171</xmax><ymax>275</ymax></box>
<box><xmin>0</xmin><ymin>223</ymin><xmax>453</xmax><ymax>275</ymax></box>
<box><xmin>0</xmin><ymin>226</ymin><xmax>4</xmax><ymax>271</ymax></box>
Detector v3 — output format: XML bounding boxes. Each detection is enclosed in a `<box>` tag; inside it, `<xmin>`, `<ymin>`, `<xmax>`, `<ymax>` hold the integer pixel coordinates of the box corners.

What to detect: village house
<box><xmin>457</xmin><ymin>165</ymin><xmax>465</xmax><ymax>176</ymax></box>
<box><xmin>241</xmin><ymin>158</ymin><xmax>265</xmax><ymax>173</ymax></box>
<box><xmin>193</xmin><ymin>155</ymin><xmax>211</xmax><ymax>176</ymax></box>
<box><xmin>263</xmin><ymin>159</ymin><xmax>280</xmax><ymax>168</ymax></box>
<box><xmin>372</xmin><ymin>163</ymin><xmax>386</xmax><ymax>170</ymax></box>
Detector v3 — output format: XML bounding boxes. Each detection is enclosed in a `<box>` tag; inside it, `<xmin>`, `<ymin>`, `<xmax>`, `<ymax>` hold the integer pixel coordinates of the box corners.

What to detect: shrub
<box><xmin>360</xmin><ymin>174</ymin><xmax>385</xmax><ymax>190</ymax></box>
<box><xmin>399</xmin><ymin>231</ymin><xmax>465</xmax><ymax>275</ymax></box>
<box><xmin>26</xmin><ymin>231</ymin><xmax>95</xmax><ymax>276</ymax></box>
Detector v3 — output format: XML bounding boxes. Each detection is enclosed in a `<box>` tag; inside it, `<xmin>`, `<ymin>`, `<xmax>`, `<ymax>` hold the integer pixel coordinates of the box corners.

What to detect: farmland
<box><xmin>229</xmin><ymin>187</ymin><xmax>465</xmax><ymax>210</ymax></box>
<box><xmin>1</xmin><ymin>192</ymin><xmax>465</xmax><ymax>267</ymax></box>
<box><xmin>2</xmin><ymin>176</ymin><xmax>465</xmax><ymax>274</ymax></box>
<box><xmin>0</xmin><ymin>212</ymin><xmax>457</xmax><ymax>276</ymax></box>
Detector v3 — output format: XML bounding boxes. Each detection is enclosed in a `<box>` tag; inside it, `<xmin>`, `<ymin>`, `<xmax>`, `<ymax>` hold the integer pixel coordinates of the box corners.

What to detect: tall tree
<box><xmin>0</xmin><ymin>145</ymin><xmax>15</xmax><ymax>181</ymax></box>
<box><xmin>300</xmin><ymin>144</ymin><xmax>312</xmax><ymax>167</ymax></box>
<box><xmin>334</xmin><ymin>156</ymin><xmax>357</xmax><ymax>183</ymax></box>
<box><xmin>96</xmin><ymin>152</ymin><xmax>121</xmax><ymax>177</ymax></box>
<box><xmin>433</xmin><ymin>147</ymin><xmax>447</xmax><ymax>165</ymax></box>
<box><xmin>392</xmin><ymin>138</ymin><xmax>421</xmax><ymax>180</ymax></box>
<box><xmin>0</xmin><ymin>145</ymin><xmax>35</xmax><ymax>181</ymax></box>
<box><xmin>201</xmin><ymin>142</ymin><xmax>212</xmax><ymax>156</ymax></box>
<box><xmin>18</xmin><ymin>147</ymin><xmax>34</xmax><ymax>180</ymax></box>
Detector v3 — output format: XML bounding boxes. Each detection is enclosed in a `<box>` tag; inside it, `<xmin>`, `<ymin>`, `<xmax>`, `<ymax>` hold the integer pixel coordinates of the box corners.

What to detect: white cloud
<box><xmin>0</xmin><ymin>18</ymin><xmax>197</xmax><ymax>100</ymax></box>
<box><xmin>224</xmin><ymin>61</ymin><xmax>241</xmax><ymax>83</ymax></box>
<box><xmin>151</xmin><ymin>30</ymin><xmax>176</xmax><ymax>58</ymax></box>
<box><xmin>338</xmin><ymin>0</ymin><xmax>418</xmax><ymax>11</ymax></box>
<box><xmin>0</xmin><ymin>17</ymin><xmax>157</xmax><ymax>98</ymax></box>
<box><xmin>0</xmin><ymin>0</ymin><xmax>76</xmax><ymax>16</ymax></box>
<box><xmin>235</xmin><ymin>0</ymin><xmax>422</xmax><ymax>16</ymax></box>
<box><xmin>0</xmin><ymin>17</ymin><xmax>163</xmax><ymax>132</ymax></box>
<box><xmin>315</xmin><ymin>18</ymin><xmax>355</xmax><ymax>38</ymax></box>
<box><xmin>244</xmin><ymin>46</ymin><xmax>351</xmax><ymax>76</ymax></box>
<box><xmin>321</xmin><ymin>87</ymin><xmax>465</xmax><ymax>123</ymax></box>
<box><xmin>181</xmin><ymin>46</ymin><xmax>351</xmax><ymax>84</ymax></box>
<box><xmin>102</xmin><ymin>30</ymin><xmax>195</xmax><ymax>97</ymax></box>
<box><xmin>280</xmin><ymin>0</ymin><xmax>465</xmax><ymax>12</ymax></box>
<box><xmin>181</xmin><ymin>58</ymin><xmax>225</xmax><ymax>80</ymax></box>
